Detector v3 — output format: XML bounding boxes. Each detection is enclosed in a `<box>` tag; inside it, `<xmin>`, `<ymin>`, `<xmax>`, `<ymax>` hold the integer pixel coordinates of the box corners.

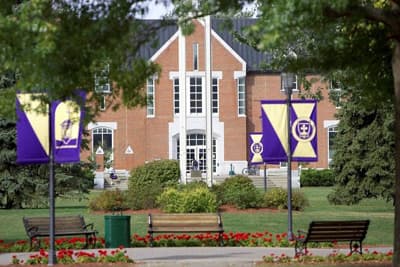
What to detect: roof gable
<box><xmin>137</xmin><ymin>18</ymin><xmax>272</xmax><ymax>72</ymax></box>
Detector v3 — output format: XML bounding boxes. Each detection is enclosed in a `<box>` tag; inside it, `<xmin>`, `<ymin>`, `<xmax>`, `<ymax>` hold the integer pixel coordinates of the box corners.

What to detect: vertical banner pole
<box><xmin>179</xmin><ymin>26</ymin><xmax>187</xmax><ymax>184</ymax></box>
<box><xmin>286</xmin><ymin>87</ymin><xmax>294</xmax><ymax>241</ymax></box>
<box><xmin>48</xmin><ymin>105</ymin><xmax>56</xmax><ymax>265</ymax></box>
<box><xmin>205</xmin><ymin>15</ymin><xmax>213</xmax><ymax>186</ymax></box>
<box><xmin>263</xmin><ymin>163</ymin><xmax>267</xmax><ymax>192</ymax></box>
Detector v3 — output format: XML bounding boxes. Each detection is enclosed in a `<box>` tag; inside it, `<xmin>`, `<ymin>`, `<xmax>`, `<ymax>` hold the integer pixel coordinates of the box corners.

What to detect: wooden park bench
<box><xmin>148</xmin><ymin>213</ymin><xmax>224</xmax><ymax>247</ymax></box>
<box><xmin>23</xmin><ymin>215</ymin><xmax>98</xmax><ymax>249</ymax></box>
<box><xmin>295</xmin><ymin>220</ymin><xmax>370</xmax><ymax>256</ymax></box>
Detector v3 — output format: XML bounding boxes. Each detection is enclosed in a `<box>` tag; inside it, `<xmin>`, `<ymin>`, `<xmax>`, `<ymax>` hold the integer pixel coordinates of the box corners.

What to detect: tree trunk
<box><xmin>393</xmin><ymin>41</ymin><xmax>400</xmax><ymax>267</ymax></box>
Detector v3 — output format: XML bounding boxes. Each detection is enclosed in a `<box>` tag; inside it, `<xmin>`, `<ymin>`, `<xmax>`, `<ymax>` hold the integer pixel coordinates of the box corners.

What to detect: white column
<box><xmin>179</xmin><ymin>27</ymin><xmax>187</xmax><ymax>184</ymax></box>
<box><xmin>205</xmin><ymin>15</ymin><xmax>213</xmax><ymax>186</ymax></box>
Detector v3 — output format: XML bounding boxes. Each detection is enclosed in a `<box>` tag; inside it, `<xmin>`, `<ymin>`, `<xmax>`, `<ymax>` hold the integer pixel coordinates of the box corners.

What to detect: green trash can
<box><xmin>104</xmin><ymin>215</ymin><xmax>131</xmax><ymax>248</ymax></box>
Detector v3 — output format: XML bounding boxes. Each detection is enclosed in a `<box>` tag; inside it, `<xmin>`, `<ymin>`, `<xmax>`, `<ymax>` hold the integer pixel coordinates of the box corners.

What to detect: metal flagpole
<box><xmin>205</xmin><ymin>15</ymin><xmax>213</xmax><ymax>186</ymax></box>
<box><xmin>48</xmin><ymin>104</ymin><xmax>56</xmax><ymax>265</ymax></box>
<box><xmin>263</xmin><ymin>163</ymin><xmax>267</xmax><ymax>192</ymax></box>
<box><xmin>179</xmin><ymin>24</ymin><xmax>187</xmax><ymax>184</ymax></box>
<box><xmin>283</xmin><ymin>72</ymin><xmax>295</xmax><ymax>241</ymax></box>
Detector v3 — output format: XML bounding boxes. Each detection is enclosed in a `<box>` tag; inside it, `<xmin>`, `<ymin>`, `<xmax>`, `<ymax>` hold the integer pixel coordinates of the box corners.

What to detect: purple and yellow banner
<box><xmin>52</xmin><ymin>92</ymin><xmax>85</xmax><ymax>163</ymax></box>
<box><xmin>248</xmin><ymin>132</ymin><xmax>264</xmax><ymax>165</ymax></box>
<box><xmin>16</xmin><ymin>92</ymin><xmax>85</xmax><ymax>164</ymax></box>
<box><xmin>261</xmin><ymin>99</ymin><xmax>318</xmax><ymax>163</ymax></box>
<box><xmin>16</xmin><ymin>94</ymin><xmax>50</xmax><ymax>164</ymax></box>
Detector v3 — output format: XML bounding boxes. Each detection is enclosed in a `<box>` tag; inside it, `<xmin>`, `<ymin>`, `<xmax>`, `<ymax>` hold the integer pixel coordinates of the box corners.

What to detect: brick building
<box><xmin>82</xmin><ymin>18</ymin><xmax>339</xmax><ymax>183</ymax></box>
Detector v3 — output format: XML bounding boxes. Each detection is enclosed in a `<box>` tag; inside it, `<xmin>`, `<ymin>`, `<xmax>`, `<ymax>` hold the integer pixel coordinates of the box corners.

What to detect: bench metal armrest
<box><xmin>295</xmin><ymin>230</ymin><xmax>307</xmax><ymax>240</ymax></box>
<box><xmin>83</xmin><ymin>223</ymin><xmax>95</xmax><ymax>231</ymax></box>
<box><xmin>27</xmin><ymin>226</ymin><xmax>39</xmax><ymax>234</ymax></box>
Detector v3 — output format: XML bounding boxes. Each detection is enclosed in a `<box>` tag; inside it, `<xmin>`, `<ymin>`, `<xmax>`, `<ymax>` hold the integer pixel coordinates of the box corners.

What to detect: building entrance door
<box><xmin>186</xmin><ymin>146</ymin><xmax>206</xmax><ymax>173</ymax></box>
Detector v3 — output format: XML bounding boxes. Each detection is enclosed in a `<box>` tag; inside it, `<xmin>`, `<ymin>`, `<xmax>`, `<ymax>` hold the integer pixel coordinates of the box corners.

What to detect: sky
<box><xmin>139</xmin><ymin>0</ymin><xmax>174</xmax><ymax>19</ymax></box>
<box><xmin>139</xmin><ymin>0</ymin><xmax>256</xmax><ymax>19</ymax></box>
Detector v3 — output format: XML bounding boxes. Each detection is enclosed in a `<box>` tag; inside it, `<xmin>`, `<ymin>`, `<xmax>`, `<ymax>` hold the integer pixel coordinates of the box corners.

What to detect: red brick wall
<box><xmin>82</xmin><ymin>20</ymin><xmax>337</xmax><ymax>172</ymax></box>
<box><xmin>245</xmin><ymin>74</ymin><xmax>337</xmax><ymax>169</ymax></box>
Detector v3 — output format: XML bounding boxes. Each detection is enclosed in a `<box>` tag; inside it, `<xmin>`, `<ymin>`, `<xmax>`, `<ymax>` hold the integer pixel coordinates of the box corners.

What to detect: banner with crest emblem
<box><xmin>248</xmin><ymin>132</ymin><xmax>264</xmax><ymax>165</ymax></box>
<box><xmin>260</xmin><ymin>99</ymin><xmax>318</xmax><ymax>162</ymax></box>
<box><xmin>17</xmin><ymin>92</ymin><xmax>85</xmax><ymax>164</ymax></box>
<box><xmin>51</xmin><ymin>91</ymin><xmax>85</xmax><ymax>163</ymax></box>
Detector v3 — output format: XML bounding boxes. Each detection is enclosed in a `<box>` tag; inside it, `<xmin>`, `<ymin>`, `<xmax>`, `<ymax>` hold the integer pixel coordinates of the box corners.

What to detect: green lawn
<box><xmin>0</xmin><ymin>187</ymin><xmax>394</xmax><ymax>245</ymax></box>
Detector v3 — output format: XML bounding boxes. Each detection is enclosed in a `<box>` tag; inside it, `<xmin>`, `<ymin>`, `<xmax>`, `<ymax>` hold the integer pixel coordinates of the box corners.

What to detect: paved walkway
<box><xmin>0</xmin><ymin>246</ymin><xmax>393</xmax><ymax>266</ymax></box>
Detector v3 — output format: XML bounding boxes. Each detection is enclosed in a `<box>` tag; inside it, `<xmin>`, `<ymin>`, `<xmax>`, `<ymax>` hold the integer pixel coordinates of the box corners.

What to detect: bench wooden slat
<box><xmin>152</xmin><ymin>227</ymin><xmax>223</xmax><ymax>232</ymax></box>
<box><xmin>23</xmin><ymin>215</ymin><xmax>97</xmax><ymax>249</ymax></box>
<box><xmin>148</xmin><ymin>213</ymin><xmax>224</xmax><ymax>247</ymax></box>
<box><xmin>295</xmin><ymin>220</ymin><xmax>369</xmax><ymax>256</ymax></box>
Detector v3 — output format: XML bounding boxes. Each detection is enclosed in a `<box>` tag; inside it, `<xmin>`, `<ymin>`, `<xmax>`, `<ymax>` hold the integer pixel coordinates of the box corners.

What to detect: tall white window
<box><xmin>95</xmin><ymin>64</ymin><xmax>111</xmax><ymax>93</ymax></box>
<box><xmin>173</xmin><ymin>78</ymin><xmax>179</xmax><ymax>114</ymax></box>
<box><xmin>99</xmin><ymin>95</ymin><xmax>106</xmax><ymax>111</ymax></box>
<box><xmin>190</xmin><ymin>77</ymin><xmax>202</xmax><ymax>114</ymax></box>
<box><xmin>280</xmin><ymin>75</ymin><xmax>298</xmax><ymax>91</ymax></box>
<box><xmin>237</xmin><ymin>77</ymin><xmax>246</xmax><ymax>116</ymax></box>
<box><xmin>193</xmin><ymin>43</ymin><xmax>199</xmax><ymax>71</ymax></box>
<box><xmin>147</xmin><ymin>78</ymin><xmax>155</xmax><ymax>117</ymax></box>
<box><xmin>93</xmin><ymin>127</ymin><xmax>113</xmax><ymax>152</ymax></box>
<box><xmin>212</xmin><ymin>78</ymin><xmax>219</xmax><ymax>114</ymax></box>
<box><xmin>329</xmin><ymin>80</ymin><xmax>342</xmax><ymax>108</ymax></box>
<box><xmin>328</xmin><ymin>126</ymin><xmax>338</xmax><ymax>164</ymax></box>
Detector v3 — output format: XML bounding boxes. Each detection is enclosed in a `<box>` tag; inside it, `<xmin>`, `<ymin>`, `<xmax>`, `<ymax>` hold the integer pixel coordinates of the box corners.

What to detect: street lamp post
<box><xmin>282</xmin><ymin>72</ymin><xmax>296</xmax><ymax>241</ymax></box>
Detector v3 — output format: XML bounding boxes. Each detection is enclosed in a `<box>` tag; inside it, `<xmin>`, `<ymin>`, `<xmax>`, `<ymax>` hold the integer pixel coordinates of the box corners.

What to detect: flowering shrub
<box><xmin>131</xmin><ymin>231</ymin><xmax>295</xmax><ymax>247</ymax></box>
<box><xmin>157</xmin><ymin>186</ymin><xmax>218</xmax><ymax>213</ymax></box>
<box><xmin>263</xmin><ymin>249</ymin><xmax>393</xmax><ymax>264</ymax></box>
<box><xmin>11</xmin><ymin>248</ymin><xmax>133</xmax><ymax>265</ymax></box>
<box><xmin>0</xmin><ymin>237</ymin><xmax>105</xmax><ymax>253</ymax></box>
<box><xmin>0</xmin><ymin>233</ymin><xmax>342</xmax><ymax>251</ymax></box>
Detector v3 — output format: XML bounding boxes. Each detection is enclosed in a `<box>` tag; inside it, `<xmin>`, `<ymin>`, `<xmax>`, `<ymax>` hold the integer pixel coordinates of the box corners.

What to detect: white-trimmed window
<box><xmin>190</xmin><ymin>77</ymin><xmax>202</xmax><ymax>114</ymax></box>
<box><xmin>280</xmin><ymin>74</ymin><xmax>298</xmax><ymax>91</ymax></box>
<box><xmin>237</xmin><ymin>77</ymin><xmax>246</xmax><ymax>116</ymax></box>
<box><xmin>193</xmin><ymin>43</ymin><xmax>199</xmax><ymax>71</ymax></box>
<box><xmin>93</xmin><ymin>127</ymin><xmax>113</xmax><ymax>153</ymax></box>
<box><xmin>328</xmin><ymin>126</ymin><xmax>338</xmax><ymax>164</ymax></box>
<box><xmin>99</xmin><ymin>95</ymin><xmax>106</xmax><ymax>111</ymax></box>
<box><xmin>212</xmin><ymin>78</ymin><xmax>219</xmax><ymax>114</ymax></box>
<box><xmin>174</xmin><ymin>76</ymin><xmax>218</xmax><ymax>115</ymax></box>
<box><xmin>173</xmin><ymin>78</ymin><xmax>179</xmax><ymax>114</ymax></box>
<box><xmin>95</xmin><ymin>64</ymin><xmax>111</xmax><ymax>93</ymax></box>
<box><xmin>147</xmin><ymin>78</ymin><xmax>155</xmax><ymax>117</ymax></box>
<box><xmin>280</xmin><ymin>162</ymin><xmax>288</xmax><ymax>168</ymax></box>
<box><xmin>329</xmin><ymin>80</ymin><xmax>342</xmax><ymax>108</ymax></box>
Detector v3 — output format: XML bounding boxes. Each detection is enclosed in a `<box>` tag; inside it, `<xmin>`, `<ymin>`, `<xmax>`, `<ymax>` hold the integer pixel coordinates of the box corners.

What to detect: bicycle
<box><xmin>242</xmin><ymin>166</ymin><xmax>259</xmax><ymax>175</ymax></box>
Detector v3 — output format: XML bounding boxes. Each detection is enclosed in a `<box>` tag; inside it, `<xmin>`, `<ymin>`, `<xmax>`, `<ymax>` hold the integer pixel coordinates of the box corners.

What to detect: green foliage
<box><xmin>217</xmin><ymin>175</ymin><xmax>263</xmax><ymax>209</ymax></box>
<box><xmin>127</xmin><ymin>181</ymin><xmax>162</xmax><ymax>210</ymax></box>
<box><xmin>88</xmin><ymin>189</ymin><xmax>128</xmax><ymax>212</ymax></box>
<box><xmin>127</xmin><ymin>159</ymin><xmax>180</xmax><ymax>210</ymax></box>
<box><xmin>157</xmin><ymin>182</ymin><xmax>217</xmax><ymax>213</ymax></box>
<box><xmin>328</xmin><ymin>101</ymin><xmax>395</xmax><ymax>205</ymax></box>
<box><xmin>291</xmin><ymin>190</ymin><xmax>310</xmax><ymax>211</ymax></box>
<box><xmin>156</xmin><ymin>188</ymin><xmax>183</xmax><ymax>213</ymax></box>
<box><xmin>0</xmin><ymin>118</ymin><xmax>93</xmax><ymax>209</ymax></box>
<box><xmin>185</xmin><ymin>1</ymin><xmax>397</xmax><ymax>208</ymax></box>
<box><xmin>0</xmin><ymin>1</ymin><xmax>174</xmax><ymax>118</ymax></box>
<box><xmin>300</xmin><ymin>169</ymin><xmax>335</xmax><ymax>187</ymax></box>
<box><xmin>263</xmin><ymin>188</ymin><xmax>287</xmax><ymax>209</ymax></box>
<box><xmin>55</xmin><ymin>162</ymin><xmax>94</xmax><ymax>200</ymax></box>
<box><xmin>263</xmin><ymin>188</ymin><xmax>309</xmax><ymax>211</ymax></box>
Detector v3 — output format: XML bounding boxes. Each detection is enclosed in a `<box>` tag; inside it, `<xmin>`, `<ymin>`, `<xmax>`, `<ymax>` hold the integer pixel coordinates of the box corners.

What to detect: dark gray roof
<box><xmin>136</xmin><ymin>20</ymin><xmax>178</xmax><ymax>60</ymax></box>
<box><xmin>212</xmin><ymin>18</ymin><xmax>272</xmax><ymax>72</ymax></box>
<box><xmin>137</xmin><ymin>18</ymin><xmax>272</xmax><ymax>72</ymax></box>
